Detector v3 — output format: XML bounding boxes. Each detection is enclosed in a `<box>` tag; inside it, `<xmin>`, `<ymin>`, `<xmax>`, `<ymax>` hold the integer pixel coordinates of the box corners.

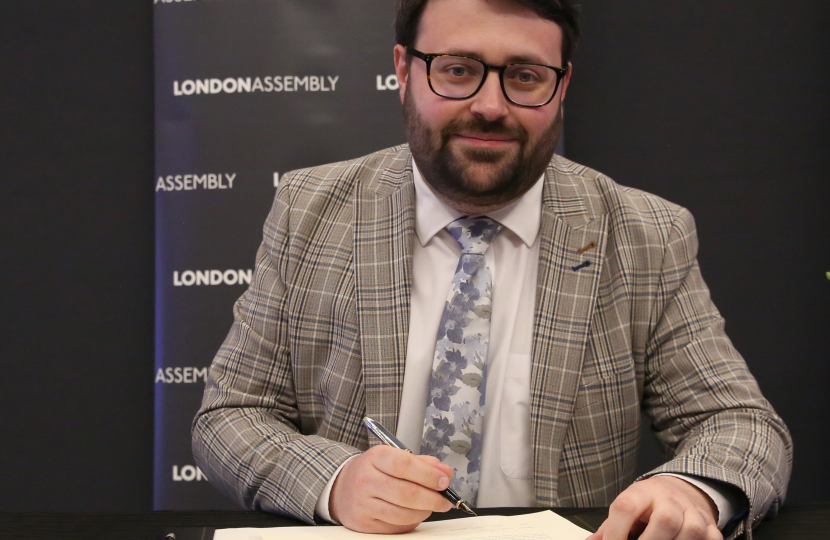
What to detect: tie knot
<box><xmin>447</xmin><ymin>217</ymin><xmax>502</xmax><ymax>255</ymax></box>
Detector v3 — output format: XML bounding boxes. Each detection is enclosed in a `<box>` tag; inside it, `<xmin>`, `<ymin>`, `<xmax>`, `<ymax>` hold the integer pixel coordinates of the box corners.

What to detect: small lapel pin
<box><xmin>572</xmin><ymin>260</ymin><xmax>591</xmax><ymax>271</ymax></box>
<box><xmin>578</xmin><ymin>241</ymin><xmax>597</xmax><ymax>254</ymax></box>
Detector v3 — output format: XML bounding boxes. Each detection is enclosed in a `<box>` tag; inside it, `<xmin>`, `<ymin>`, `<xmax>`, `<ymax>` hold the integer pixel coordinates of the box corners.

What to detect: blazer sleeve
<box><xmin>637</xmin><ymin>206</ymin><xmax>793</xmax><ymax>540</ymax></box>
<box><xmin>191</xmin><ymin>175</ymin><xmax>362</xmax><ymax>524</ymax></box>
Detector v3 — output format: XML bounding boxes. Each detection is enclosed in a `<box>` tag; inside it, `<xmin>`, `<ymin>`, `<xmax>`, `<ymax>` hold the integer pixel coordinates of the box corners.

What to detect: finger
<box><xmin>376</xmin><ymin>474</ymin><xmax>454</xmax><ymax>512</ymax></box>
<box><xmin>415</xmin><ymin>454</ymin><xmax>454</xmax><ymax>480</ymax></box>
<box><xmin>415</xmin><ymin>454</ymin><xmax>443</xmax><ymax>466</ymax></box>
<box><xmin>353</xmin><ymin>512</ymin><xmax>421</xmax><ymax>535</ymax></box>
<box><xmin>338</xmin><ymin>484</ymin><xmax>429</xmax><ymax>533</ymax></box>
<box><xmin>673</xmin><ymin>508</ymin><xmax>711</xmax><ymax>540</ymax></box>
<box><xmin>600</xmin><ymin>492</ymin><xmax>653</xmax><ymax>540</ymax></box>
<box><xmin>370</xmin><ymin>495</ymin><xmax>434</xmax><ymax>527</ymax></box>
<box><xmin>373</xmin><ymin>447</ymin><xmax>450</xmax><ymax>491</ymax></box>
<box><xmin>368</xmin><ymin>520</ymin><xmax>421</xmax><ymax>534</ymax></box>
<box><xmin>637</xmin><ymin>496</ymin><xmax>684</xmax><ymax>540</ymax></box>
<box><xmin>340</xmin><ymin>505</ymin><xmax>420</xmax><ymax>534</ymax></box>
<box><xmin>585</xmin><ymin>519</ymin><xmax>606</xmax><ymax>540</ymax></box>
<box><xmin>705</xmin><ymin>523</ymin><xmax>723</xmax><ymax>540</ymax></box>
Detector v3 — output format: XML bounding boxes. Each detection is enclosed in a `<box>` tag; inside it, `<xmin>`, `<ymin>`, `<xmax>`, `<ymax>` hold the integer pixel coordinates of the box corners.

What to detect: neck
<box><xmin>436</xmin><ymin>189</ymin><xmax>524</xmax><ymax>216</ymax></box>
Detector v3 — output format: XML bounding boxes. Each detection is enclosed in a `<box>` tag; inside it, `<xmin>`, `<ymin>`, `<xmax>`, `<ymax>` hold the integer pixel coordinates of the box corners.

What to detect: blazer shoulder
<box><xmin>263</xmin><ymin>145</ymin><xmax>413</xmax><ymax>257</ymax></box>
<box><xmin>551</xmin><ymin>155</ymin><xmax>696</xmax><ymax>245</ymax></box>
<box><xmin>279</xmin><ymin>144</ymin><xmax>411</xmax><ymax>201</ymax></box>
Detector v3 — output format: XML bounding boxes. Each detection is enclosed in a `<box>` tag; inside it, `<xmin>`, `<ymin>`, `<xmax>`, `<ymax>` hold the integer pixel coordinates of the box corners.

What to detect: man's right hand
<box><xmin>329</xmin><ymin>445</ymin><xmax>455</xmax><ymax>533</ymax></box>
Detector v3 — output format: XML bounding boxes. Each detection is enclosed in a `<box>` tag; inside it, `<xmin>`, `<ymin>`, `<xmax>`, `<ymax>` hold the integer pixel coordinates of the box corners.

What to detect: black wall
<box><xmin>0</xmin><ymin>2</ymin><xmax>154</xmax><ymax>511</ymax></box>
<box><xmin>565</xmin><ymin>3</ymin><xmax>830</xmax><ymax>503</ymax></box>
<box><xmin>0</xmin><ymin>1</ymin><xmax>827</xmax><ymax>511</ymax></box>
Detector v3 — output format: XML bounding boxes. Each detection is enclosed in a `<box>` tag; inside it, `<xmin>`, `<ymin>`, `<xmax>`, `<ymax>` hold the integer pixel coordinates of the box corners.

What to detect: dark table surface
<box><xmin>0</xmin><ymin>502</ymin><xmax>826</xmax><ymax>540</ymax></box>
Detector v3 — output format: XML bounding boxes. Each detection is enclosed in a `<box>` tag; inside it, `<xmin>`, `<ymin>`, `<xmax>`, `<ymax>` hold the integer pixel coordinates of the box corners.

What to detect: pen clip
<box><xmin>363</xmin><ymin>416</ymin><xmax>410</xmax><ymax>451</ymax></box>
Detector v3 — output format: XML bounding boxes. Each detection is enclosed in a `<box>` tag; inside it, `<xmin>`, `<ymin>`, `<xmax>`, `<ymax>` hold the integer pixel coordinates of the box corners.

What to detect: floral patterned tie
<box><xmin>421</xmin><ymin>217</ymin><xmax>502</xmax><ymax>506</ymax></box>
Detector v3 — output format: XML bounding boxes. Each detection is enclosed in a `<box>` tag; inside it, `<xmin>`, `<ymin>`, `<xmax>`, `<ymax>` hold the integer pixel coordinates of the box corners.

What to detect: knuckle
<box><xmin>683</xmin><ymin>510</ymin><xmax>709</xmax><ymax>538</ymax></box>
<box><xmin>653</xmin><ymin>510</ymin><xmax>682</xmax><ymax>531</ymax></box>
<box><xmin>391</xmin><ymin>453</ymin><xmax>410</xmax><ymax>472</ymax></box>
<box><xmin>701</xmin><ymin>508</ymin><xmax>718</xmax><ymax>527</ymax></box>
<box><xmin>419</xmin><ymin>455</ymin><xmax>441</xmax><ymax>465</ymax></box>
<box><xmin>610</xmin><ymin>495</ymin><xmax>639</xmax><ymax>516</ymax></box>
<box><xmin>376</xmin><ymin>502</ymin><xmax>396</xmax><ymax>522</ymax></box>
<box><xmin>707</xmin><ymin>525</ymin><xmax>724</xmax><ymax>540</ymax></box>
<box><xmin>686</xmin><ymin>522</ymin><xmax>708</xmax><ymax>540</ymax></box>
<box><xmin>666</xmin><ymin>496</ymin><xmax>685</xmax><ymax>515</ymax></box>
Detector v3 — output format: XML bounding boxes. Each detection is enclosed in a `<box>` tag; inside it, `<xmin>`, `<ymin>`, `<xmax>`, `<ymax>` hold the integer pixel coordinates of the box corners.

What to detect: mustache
<box><xmin>440</xmin><ymin>117</ymin><xmax>528</xmax><ymax>142</ymax></box>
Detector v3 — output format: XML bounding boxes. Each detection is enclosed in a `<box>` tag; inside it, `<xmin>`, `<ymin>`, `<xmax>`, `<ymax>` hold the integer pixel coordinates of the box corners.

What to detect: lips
<box><xmin>454</xmin><ymin>132</ymin><xmax>517</xmax><ymax>148</ymax></box>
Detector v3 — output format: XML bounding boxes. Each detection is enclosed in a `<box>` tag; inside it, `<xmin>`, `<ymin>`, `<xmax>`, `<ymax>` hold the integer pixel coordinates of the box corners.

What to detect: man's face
<box><xmin>394</xmin><ymin>0</ymin><xmax>571</xmax><ymax>212</ymax></box>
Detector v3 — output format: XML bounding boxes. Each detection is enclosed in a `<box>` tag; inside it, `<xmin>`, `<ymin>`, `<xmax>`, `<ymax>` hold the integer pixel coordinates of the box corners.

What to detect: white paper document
<box><xmin>214</xmin><ymin>510</ymin><xmax>592</xmax><ymax>540</ymax></box>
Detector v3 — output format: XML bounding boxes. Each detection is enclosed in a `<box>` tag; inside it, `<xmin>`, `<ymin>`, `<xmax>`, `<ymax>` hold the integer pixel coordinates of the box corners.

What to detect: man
<box><xmin>192</xmin><ymin>1</ymin><xmax>792</xmax><ymax>539</ymax></box>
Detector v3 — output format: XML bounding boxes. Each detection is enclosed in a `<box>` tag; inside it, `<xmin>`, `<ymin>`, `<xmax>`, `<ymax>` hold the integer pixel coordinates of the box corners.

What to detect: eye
<box><xmin>446</xmin><ymin>65</ymin><xmax>470</xmax><ymax>77</ymax></box>
<box><xmin>515</xmin><ymin>70</ymin><xmax>540</xmax><ymax>84</ymax></box>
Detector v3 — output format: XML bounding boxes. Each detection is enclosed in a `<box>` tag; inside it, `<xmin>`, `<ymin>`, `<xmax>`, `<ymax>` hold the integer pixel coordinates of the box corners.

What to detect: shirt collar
<box><xmin>412</xmin><ymin>159</ymin><xmax>543</xmax><ymax>248</ymax></box>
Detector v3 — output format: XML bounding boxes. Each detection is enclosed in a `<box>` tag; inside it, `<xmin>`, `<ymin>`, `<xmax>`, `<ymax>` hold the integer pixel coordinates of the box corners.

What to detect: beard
<box><xmin>404</xmin><ymin>86</ymin><xmax>563</xmax><ymax>211</ymax></box>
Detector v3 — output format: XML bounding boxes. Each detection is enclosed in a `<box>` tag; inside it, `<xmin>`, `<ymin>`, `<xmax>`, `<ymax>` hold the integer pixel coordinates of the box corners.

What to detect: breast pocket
<box><xmin>500</xmin><ymin>353</ymin><xmax>533</xmax><ymax>479</ymax></box>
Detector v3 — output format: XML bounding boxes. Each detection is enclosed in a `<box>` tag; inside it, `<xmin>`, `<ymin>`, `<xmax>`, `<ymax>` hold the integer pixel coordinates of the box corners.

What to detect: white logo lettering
<box><xmin>222</xmin><ymin>77</ymin><xmax>237</xmax><ymax>93</ymax></box>
<box><xmin>173</xmin><ymin>269</ymin><xmax>252</xmax><ymax>287</ymax></box>
<box><xmin>172</xmin><ymin>75</ymin><xmax>340</xmax><ymax>96</ymax></box>
<box><xmin>172</xmin><ymin>465</ymin><xmax>207</xmax><ymax>482</ymax></box>
<box><xmin>155</xmin><ymin>367</ymin><xmax>209</xmax><ymax>384</ymax></box>
<box><xmin>155</xmin><ymin>173</ymin><xmax>236</xmax><ymax>192</ymax></box>
<box><xmin>376</xmin><ymin>74</ymin><xmax>400</xmax><ymax>91</ymax></box>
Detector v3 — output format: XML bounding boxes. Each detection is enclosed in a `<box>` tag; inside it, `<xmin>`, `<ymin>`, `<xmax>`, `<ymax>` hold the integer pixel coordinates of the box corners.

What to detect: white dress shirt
<box><xmin>316</xmin><ymin>161</ymin><xmax>739</xmax><ymax>528</ymax></box>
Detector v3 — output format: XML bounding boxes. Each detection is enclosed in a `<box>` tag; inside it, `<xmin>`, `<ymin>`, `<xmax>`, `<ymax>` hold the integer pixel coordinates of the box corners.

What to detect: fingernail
<box><xmin>438</xmin><ymin>476</ymin><xmax>449</xmax><ymax>490</ymax></box>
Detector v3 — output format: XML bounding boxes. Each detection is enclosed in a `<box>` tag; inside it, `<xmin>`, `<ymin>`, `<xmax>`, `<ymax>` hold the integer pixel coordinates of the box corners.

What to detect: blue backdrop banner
<box><xmin>153</xmin><ymin>0</ymin><xmax>407</xmax><ymax>509</ymax></box>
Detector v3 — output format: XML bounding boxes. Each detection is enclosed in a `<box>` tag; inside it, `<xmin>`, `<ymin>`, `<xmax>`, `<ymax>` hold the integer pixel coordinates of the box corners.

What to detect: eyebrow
<box><xmin>441</xmin><ymin>48</ymin><xmax>556</xmax><ymax>67</ymax></box>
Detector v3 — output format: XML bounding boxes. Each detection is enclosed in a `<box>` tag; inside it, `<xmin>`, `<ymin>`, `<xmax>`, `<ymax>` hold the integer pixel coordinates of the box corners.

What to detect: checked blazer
<box><xmin>192</xmin><ymin>145</ymin><xmax>792</xmax><ymax>538</ymax></box>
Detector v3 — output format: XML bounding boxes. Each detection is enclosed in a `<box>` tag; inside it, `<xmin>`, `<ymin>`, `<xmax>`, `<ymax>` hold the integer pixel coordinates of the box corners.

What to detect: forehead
<box><xmin>415</xmin><ymin>0</ymin><xmax>564</xmax><ymax>66</ymax></box>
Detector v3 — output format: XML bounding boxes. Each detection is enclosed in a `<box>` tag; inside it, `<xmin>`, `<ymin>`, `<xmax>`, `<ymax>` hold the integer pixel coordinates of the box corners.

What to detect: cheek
<box><xmin>519</xmin><ymin>109</ymin><xmax>558</xmax><ymax>139</ymax></box>
<box><xmin>421</xmin><ymin>100</ymin><xmax>469</xmax><ymax>131</ymax></box>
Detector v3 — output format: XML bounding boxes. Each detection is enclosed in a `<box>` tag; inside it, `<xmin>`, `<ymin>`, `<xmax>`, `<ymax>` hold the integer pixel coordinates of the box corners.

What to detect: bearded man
<box><xmin>192</xmin><ymin>1</ymin><xmax>792</xmax><ymax>539</ymax></box>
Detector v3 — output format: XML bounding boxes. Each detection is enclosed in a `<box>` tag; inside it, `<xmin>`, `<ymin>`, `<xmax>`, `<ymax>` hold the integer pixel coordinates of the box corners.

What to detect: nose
<box><xmin>468</xmin><ymin>69</ymin><xmax>509</xmax><ymax>122</ymax></box>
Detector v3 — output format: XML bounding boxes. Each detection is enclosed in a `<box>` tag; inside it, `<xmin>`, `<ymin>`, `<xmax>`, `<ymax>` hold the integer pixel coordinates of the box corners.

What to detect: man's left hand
<box><xmin>588</xmin><ymin>476</ymin><xmax>722</xmax><ymax>540</ymax></box>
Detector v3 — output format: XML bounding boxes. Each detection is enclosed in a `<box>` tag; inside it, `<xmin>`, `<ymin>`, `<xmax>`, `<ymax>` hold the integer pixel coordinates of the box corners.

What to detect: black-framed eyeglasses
<box><xmin>407</xmin><ymin>46</ymin><xmax>567</xmax><ymax>108</ymax></box>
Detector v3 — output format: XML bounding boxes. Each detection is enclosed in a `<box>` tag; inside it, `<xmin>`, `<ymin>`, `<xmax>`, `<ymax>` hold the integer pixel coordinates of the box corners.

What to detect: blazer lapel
<box><xmin>531</xmin><ymin>157</ymin><xmax>609</xmax><ymax>505</ymax></box>
<box><xmin>354</xmin><ymin>147</ymin><xmax>416</xmax><ymax>439</ymax></box>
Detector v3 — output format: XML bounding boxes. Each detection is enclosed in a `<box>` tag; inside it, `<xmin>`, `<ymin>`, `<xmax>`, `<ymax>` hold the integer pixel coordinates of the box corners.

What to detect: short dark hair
<box><xmin>395</xmin><ymin>0</ymin><xmax>581</xmax><ymax>66</ymax></box>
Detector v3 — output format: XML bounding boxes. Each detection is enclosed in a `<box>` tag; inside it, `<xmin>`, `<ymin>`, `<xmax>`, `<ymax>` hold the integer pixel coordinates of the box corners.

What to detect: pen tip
<box><xmin>459</xmin><ymin>501</ymin><xmax>477</xmax><ymax>516</ymax></box>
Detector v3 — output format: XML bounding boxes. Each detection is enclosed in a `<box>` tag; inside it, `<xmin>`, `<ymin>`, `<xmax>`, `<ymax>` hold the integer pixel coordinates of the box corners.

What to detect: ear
<box><xmin>558</xmin><ymin>61</ymin><xmax>573</xmax><ymax>102</ymax></box>
<box><xmin>393</xmin><ymin>44</ymin><xmax>409</xmax><ymax>105</ymax></box>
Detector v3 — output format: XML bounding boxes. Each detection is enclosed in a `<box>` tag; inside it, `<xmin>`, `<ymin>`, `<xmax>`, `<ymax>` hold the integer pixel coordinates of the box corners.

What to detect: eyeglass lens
<box><xmin>429</xmin><ymin>55</ymin><xmax>559</xmax><ymax>106</ymax></box>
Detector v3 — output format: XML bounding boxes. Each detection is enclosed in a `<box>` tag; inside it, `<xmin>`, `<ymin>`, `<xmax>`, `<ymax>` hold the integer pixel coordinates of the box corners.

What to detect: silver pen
<box><xmin>363</xmin><ymin>416</ymin><xmax>477</xmax><ymax>516</ymax></box>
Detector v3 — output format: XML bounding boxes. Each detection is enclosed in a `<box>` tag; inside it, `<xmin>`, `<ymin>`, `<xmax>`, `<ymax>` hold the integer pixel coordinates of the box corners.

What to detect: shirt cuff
<box><xmin>655</xmin><ymin>473</ymin><xmax>744</xmax><ymax>530</ymax></box>
<box><xmin>315</xmin><ymin>455</ymin><xmax>359</xmax><ymax>524</ymax></box>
